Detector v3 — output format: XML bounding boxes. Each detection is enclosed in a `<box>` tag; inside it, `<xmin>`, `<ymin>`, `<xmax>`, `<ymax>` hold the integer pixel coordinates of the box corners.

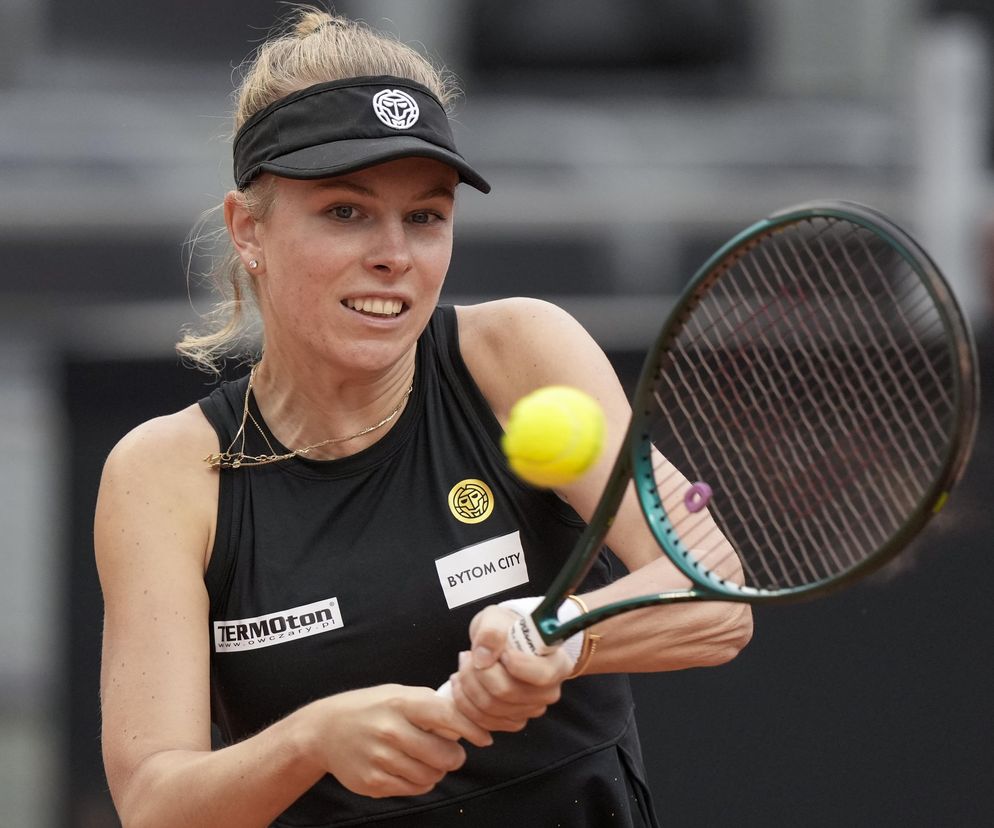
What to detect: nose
<box><xmin>363</xmin><ymin>218</ymin><xmax>413</xmax><ymax>277</ymax></box>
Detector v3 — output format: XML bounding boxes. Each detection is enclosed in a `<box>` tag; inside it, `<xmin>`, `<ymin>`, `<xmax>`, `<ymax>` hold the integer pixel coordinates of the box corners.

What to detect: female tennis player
<box><xmin>94</xmin><ymin>8</ymin><xmax>752</xmax><ymax>827</ymax></box>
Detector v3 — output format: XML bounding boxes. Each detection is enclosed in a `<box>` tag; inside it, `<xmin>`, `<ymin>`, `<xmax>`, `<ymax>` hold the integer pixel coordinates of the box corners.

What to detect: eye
<box><xmin>329</xmin><ymin>205</ymin><xmax>357</xmax><ymax>220</ymax></box>
<box><xmin>409</xmin><ymin>210</ymin><xmax>443</xmax><ymax>225</ymax></box>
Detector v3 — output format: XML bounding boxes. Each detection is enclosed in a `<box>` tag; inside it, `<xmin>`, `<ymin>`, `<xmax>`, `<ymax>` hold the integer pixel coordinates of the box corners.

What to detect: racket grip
<box><xmin>507</xmin><ymin>611</ymin><xmax>559</xmax><ymax>657</ymax></box>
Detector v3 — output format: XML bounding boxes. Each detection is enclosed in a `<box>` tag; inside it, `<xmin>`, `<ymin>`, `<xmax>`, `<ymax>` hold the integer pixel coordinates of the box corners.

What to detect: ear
<box><xmin>224</xmin><ymin>190</ymin><xmax>263</xmax><ymax>271</ymax></box>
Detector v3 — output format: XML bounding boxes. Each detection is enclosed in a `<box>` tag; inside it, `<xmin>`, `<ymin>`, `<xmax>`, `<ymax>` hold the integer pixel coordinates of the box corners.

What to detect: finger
<box><xmin>352</xmin><ymin>762</ymin><xmax>441</xmax><ymax>800</ymax></box>
<box><xmin>499</xmin><ymin>648</ymin><xmax>571</xmax><ymax>693</ymax></box>
<box><xmin>453</xmin><ymin>666</ymin><xmax>548</xmax><ymax>724</ymax></box>
<box><xmin>406</xmin><ymin>688</ymin><xmax>494</xmax><ymax>748</ymax></box>
<box><xmin>452</xmin><ymin>653</ymin><xmax>542</xmax><ymax>731</ymax></box>
<box><xmin>468</xmin><ymin>606</ymin><xmax>523</xmax><ymax>668</ymax></box>
<box><xmin>428</xmin><ymin>723</ymin><xmax>463</xmax><ymax>742</ymax></box>
<box><xmin>449</xmin><ymin>673</ymin><xmax>533</xmax><ymax>733</ymax></box>
<box><xmin>381</xmin><ymin>721</ymin><xmax>469</xmax><ymax>772</ymax></box>
<box><xmin>378</xmin><ymin>748</ymin><xmax>453</xmax><ymax>788</ymax></box>
<box><xmin>465</xmin><ymin>653</ymin><xmax>558</xmax><ymax>711</ymax></box>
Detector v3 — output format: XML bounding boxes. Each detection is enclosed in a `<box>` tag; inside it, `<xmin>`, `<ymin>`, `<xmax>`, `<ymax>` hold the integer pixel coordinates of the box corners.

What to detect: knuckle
<box><xmin>360</xmin><ymin>769</ymin><xmax>387</xmax><ymax>794</ymax></box>
<box><xmin>378</xmin><ymin>723</ymin><xmax>403</xmax><ymax>745</ymax></box>
<box><xmin>446</xmin><ymin>748</ymin><xmax>467</xmax><ymax>771</ymax></box>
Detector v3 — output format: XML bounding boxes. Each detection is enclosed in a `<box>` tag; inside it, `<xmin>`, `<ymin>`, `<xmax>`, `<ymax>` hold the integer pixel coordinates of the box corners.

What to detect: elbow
<box><xmin>698</xmin><ymin>602</ymin><xmax>754</xmax><ymax>667</ymax></box>
<box><xmin>113</xmin><ymin>781</ymin><xmax>158</xmax><ymax>828</ymax></box>
<box><xmin>113</xmin><ymin>793</ymin><xmax>146</xmax><ymax>828</ymax></box>
<box><xmin>109</xmin><ymin>752</ymin><xmax>182</xmax><ymax>828</ymax></box>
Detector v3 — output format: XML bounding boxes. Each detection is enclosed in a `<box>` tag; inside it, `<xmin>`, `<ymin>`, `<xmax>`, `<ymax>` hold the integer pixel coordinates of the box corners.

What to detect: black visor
<box><xmin>232</xmin><ymin>75</ymin><xmax>490</xmax><ymax>193</ymax></box>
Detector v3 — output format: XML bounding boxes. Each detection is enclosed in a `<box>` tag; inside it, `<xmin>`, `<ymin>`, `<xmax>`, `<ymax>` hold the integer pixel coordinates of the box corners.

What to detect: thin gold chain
<box><xmin>204</xmin><ymin>365</ymin><xmax>414</xmax><ymax>469</ymax></box>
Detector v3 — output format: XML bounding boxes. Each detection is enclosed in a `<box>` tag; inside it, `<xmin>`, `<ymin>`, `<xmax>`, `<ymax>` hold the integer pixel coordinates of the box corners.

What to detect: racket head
<box><xmin>630</xmin><ymin>200</ymin><xmax>979</xmax><ymax>603</ymax></box>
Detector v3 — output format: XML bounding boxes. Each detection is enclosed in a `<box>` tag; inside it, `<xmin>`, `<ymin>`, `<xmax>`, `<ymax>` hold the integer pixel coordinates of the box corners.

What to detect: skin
<box><xmin>96</xmin><ymin>156</ymin><xmax>752</xmax><ymax>827</ymax></box>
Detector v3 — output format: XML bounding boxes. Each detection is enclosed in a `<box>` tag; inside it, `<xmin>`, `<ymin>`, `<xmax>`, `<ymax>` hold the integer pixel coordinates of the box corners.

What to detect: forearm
<box><xmin>114</xmin><ymin>706</ymin><xmax>322</xmax><ymax>828</ymax></box>
<box><xmin>578</xmin><ymin>557</ymin><xmax>753</xmax><ymax>674</ymax></box>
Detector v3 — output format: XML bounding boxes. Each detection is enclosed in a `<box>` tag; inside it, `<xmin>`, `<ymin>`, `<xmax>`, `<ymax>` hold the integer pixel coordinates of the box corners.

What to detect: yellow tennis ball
<box><xmin>502</xmin><ymin>386</ymin><xmax>606</xmax><ymax>488</ymax></box>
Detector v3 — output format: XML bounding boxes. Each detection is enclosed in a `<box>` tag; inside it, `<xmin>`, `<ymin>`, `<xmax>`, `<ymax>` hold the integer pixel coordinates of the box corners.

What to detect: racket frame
<box><xmin>531</xmin><ymin>200</ymin><xmax>979</xmax><ymax>645</ymax></box>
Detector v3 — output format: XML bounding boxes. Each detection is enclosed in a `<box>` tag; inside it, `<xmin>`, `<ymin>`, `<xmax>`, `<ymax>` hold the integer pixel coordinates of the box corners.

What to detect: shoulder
<box><xmin>96</xmin><ymin>404</ymin><xmax>220</xmax><ymax>572</ymax></box>
<box><xmin>454</xmin><ymin>297</ymin><xmax>586</xmax><ymax>355</ymax></box>
<box><xmin>453</xmin><ymin>299</ymin><xmax>636</xmax><ymax>511</ymax></box>
<box><xmin>102</xmin><ymin>403</ymin><xmax>219</xmax><ymax>481</ymax></box>
<box><xmin>453</xmin><ymin>298</ymin><xmax>623</xmax><ymax>423</ymax></box>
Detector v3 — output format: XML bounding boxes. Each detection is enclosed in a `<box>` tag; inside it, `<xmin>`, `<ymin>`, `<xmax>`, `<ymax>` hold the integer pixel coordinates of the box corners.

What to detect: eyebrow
<box><xmin>312</xmin><ymin>179</ymin><xmax>455</xmax><ymax>201</ymax></box>
<box><xmin>418</xmin><ymin>185</ymin><xmax>457</xmax><ymax>201</ymax></box>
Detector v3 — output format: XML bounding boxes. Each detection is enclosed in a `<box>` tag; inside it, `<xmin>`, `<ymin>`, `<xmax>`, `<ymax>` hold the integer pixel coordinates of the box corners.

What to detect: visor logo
<box><xmin>372</xmin><ymin>89</ymin><xmax>420</xmax><ymax>130</ymax></box>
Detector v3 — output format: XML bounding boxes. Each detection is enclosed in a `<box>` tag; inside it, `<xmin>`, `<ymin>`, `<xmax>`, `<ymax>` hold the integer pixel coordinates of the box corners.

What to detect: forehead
<box><xmin>285</xmin><ymin>157</ymin><xmax>460</xmax><ymax>198</ymax></box>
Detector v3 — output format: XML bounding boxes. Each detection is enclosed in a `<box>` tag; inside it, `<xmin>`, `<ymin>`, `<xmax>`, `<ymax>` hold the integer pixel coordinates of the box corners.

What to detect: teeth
<box><xmin>345</xmin><ymin>297</ymin><xmax>403</xmax><ymax>316</ymax></box>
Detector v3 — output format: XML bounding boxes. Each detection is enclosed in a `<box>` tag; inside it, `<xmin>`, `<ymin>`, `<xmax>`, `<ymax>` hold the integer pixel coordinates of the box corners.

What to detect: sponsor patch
<box><xmin>213</xmin><ymin>597</ymin><xmax>343</xmax><ymax>652</ymax></box>
<box><xmin>448</xmin><ymin>478</ymin><xmax>495</xmax><ymax>524</ymax></box>
<box><xmin>435</xmin><ymin>531</ymin><xmax>529</xmax><ymax>609</ymax></box>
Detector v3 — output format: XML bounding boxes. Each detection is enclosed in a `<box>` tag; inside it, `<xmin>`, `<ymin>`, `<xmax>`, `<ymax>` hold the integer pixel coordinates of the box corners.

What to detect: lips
<box><xmin>343</xmin><ymin>297</ymin><xmax>405</xmax><ymax>317</ymax></box>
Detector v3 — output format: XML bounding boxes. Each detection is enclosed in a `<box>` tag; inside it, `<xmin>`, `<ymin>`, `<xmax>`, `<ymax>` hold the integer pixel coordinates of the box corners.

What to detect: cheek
<box><xmin>268</xmin><ymin>236</ymin><xmax>341</xmax><ymax>294</ymax></box>
<box><xmin>260</xmin><ymin>261</ymin><xmax>335</xmax><ymax>331</ymax></box>
<box><xmin>425</xmin><ymin>254</ymin><xmax>452</xmax><ymax>291</ymax></box>
<box><xmin>416</xmin><ymin>235</ymin><xmax>454</xmax><ymax>286</ymax></box>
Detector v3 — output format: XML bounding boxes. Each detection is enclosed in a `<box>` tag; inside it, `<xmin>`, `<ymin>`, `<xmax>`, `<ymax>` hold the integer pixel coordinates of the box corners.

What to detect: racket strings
<box><xmin>753</xmin><ymin>242</ymin><xmax>949</xmax><ymax>572</ymax></box>
<box><xmin>840</xmin><ymin>228</ymin><xmax>953</xmax><ymax>397</ymax></box>
<box><xmin>653</xmin><ymin>311</ymin><xmax>834</xmax><ymax>585</ymax></box>
<box><xmin>798</xmin><ymin>226</ymin><xmax>954</xmax><ymax>433</ymax></box>
<box><xmin>767</xmin><ymin>230</ymin><xmax>946</xmax><ymax>505</ymax></box>
<box><xmin>657</xmin><ymin>311</ymin><xmax>877</xmax><ymax>587</ymax></box>
<box><xmin>748</xmin><ymin>222</ymin><xmax>949</xmax><ymax>579</ymax></box>
<box><xmin>664</xmin><ymin>247</ymin><xmax>896</xmax><ymax>582</ymax></box>
<box><xmin>785</xmin><ymin>228</ymin><xmax>956</xmax><ymax>498</ymax></box>
<box><xmin>645</xmin><ymin>216</ymin><xmax>959</xmax><ymax>593</ymax></box>
<box><xmin>753</xmin><ymin>232</ymin><xmax>938</xmax><ymax>554</ymax></box>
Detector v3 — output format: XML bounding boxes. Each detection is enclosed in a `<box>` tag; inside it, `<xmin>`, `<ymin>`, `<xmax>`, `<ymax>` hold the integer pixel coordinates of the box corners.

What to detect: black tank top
<box><xmin>199</xmin><ymin>305</ymin><xmax>659</xmax><ymax>827</ymax></box>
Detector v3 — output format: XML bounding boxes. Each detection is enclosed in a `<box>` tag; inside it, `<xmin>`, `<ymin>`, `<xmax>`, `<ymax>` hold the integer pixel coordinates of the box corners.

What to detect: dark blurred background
<box><xmin>2</xmin><ymin>1</ymin><xmax>993</xmax><ymax>826</ymax></box>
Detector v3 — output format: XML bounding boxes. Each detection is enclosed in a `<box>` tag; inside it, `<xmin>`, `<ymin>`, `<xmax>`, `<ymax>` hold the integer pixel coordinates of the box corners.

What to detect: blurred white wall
<box><xmin>0</xmin><ymin>341</ymin><xmax>61</xmax><ymax>828</ymax></box>
<box><xmin>914</xmin><ymin>16</ymin><xmax>993</xmax><ymax>325</ymax></box>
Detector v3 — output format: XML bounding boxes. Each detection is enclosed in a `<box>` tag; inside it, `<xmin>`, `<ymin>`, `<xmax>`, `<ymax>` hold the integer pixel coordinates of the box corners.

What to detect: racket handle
<box><xmin>506</xmin><ymin>611</ymin><xmax>558</xmax><ymax>657</ymax></box>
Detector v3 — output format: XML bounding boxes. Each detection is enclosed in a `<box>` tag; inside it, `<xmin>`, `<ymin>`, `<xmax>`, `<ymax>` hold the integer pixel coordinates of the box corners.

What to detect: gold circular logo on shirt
<box><xmin>448</xmin><ymin>479</ymin><xmax>495</xmax><ymax>524</ymax></box>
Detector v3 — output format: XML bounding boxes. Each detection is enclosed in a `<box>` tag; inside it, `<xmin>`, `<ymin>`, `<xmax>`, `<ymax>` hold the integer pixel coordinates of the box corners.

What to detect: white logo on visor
<box><xmin>372</xmin><ymin>89</ymin><xmax>420</xmax><ymax>130</ymax></box>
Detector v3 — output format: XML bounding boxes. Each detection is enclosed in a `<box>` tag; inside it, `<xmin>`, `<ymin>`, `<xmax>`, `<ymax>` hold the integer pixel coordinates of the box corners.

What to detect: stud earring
<box><xmin>248</xmin><ymin>259</ymin><xmax>259</xmax><ymax>270</ymax></box>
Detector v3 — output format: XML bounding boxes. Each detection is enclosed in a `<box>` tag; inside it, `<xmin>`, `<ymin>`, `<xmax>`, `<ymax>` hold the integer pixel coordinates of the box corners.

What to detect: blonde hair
<box><xmin>177</xmin><ymin>5</ymin><xmax>459</xmax><ymax>374</ymax></box>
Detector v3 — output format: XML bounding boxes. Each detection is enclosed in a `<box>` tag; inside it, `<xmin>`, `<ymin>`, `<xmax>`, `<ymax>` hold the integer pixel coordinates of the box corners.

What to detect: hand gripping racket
<box><xmin>465</xmin><ymin>199</ymin><xmax>980</xmax><ymax>670</ymax></box>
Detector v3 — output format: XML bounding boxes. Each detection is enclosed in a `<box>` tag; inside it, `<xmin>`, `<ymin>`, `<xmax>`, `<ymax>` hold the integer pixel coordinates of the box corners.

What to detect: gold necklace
<box><xmin>205</xmin><ymin>365</ymin><xmax>414</xmax><ymax>469</ymax></box>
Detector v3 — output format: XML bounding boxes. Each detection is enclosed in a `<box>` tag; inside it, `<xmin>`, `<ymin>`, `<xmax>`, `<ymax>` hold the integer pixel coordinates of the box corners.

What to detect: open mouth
<box><xmin>343</xmin><ymin>297</ymin><xmax>405</xmax><ymax>318</ymax></box>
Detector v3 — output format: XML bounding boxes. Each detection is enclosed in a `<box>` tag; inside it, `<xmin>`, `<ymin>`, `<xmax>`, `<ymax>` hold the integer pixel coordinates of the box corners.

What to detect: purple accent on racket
<box><xmin>684</xmin><ymin>482</ymin><xmax>713</xmax><ymax>513</ymax></box>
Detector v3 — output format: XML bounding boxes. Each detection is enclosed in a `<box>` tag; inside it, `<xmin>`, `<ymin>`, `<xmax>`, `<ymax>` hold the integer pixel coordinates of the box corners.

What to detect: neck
<box><xmin>251</xmin><ymin>349</ymin><xmax>417</xmax><ymax>459</ymax></box>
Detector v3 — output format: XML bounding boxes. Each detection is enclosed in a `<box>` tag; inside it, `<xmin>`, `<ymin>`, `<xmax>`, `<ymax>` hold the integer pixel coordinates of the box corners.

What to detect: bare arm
<box><xmin>454</xmin><ymin>298</ymin><xmax>752</xmax><ymax>682</ymax></box>
<box><xmin>97</xmin><ymin>406</ymin><xmax>490</xmax><ymax>828</ymax></box>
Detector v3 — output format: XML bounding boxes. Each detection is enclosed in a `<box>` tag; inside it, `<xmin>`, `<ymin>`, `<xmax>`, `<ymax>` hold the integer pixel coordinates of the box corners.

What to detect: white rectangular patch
<box><xmin>213</xmin><ymin>597</ymin><xmax>343</xmax><ymax>652</ymax></box>
<box><xmin>435</xmin><ymin>531</ymin><xmax>529</xmax><ymax>609</ymax></box>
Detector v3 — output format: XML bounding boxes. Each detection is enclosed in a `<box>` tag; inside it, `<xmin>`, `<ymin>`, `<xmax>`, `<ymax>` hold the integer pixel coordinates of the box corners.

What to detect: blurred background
<box><xmin>2</xmin><ymin>1</ymin><xmax>993</xmax><ymax>825</ymax></box>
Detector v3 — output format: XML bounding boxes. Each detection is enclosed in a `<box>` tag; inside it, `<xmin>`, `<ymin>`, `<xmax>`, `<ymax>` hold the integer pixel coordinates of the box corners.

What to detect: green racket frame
<box><xmin>531</xmin><ymin>200</ymin><xmax>979</xmax><ymax>645</ymax></box>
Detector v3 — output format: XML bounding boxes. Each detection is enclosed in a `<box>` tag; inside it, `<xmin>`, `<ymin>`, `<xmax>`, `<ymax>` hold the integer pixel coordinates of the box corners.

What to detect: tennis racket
<box><xmin>467</xmin><ymin>199</ymin><xmax>980</xmax><ymax>667</ymax></box>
